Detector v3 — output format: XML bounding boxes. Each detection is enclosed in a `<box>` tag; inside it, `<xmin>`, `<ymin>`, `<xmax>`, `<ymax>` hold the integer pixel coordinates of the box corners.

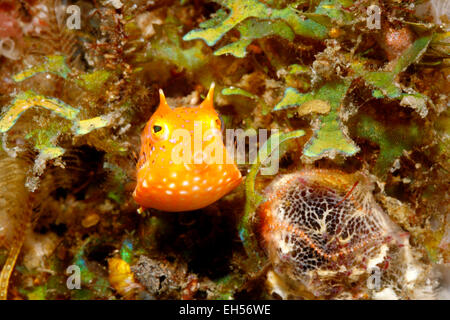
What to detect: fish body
<box><xmin>133</xmin><ymin>84</ymin><xmax>242</xmax><ymax>212</ymax></box>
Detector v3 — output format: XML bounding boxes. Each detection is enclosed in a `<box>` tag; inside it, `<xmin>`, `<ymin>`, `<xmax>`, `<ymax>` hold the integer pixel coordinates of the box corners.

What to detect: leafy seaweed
<box><xmin>274</xmin><ymin>81</ymin><xmax>359</xmax><ymax>159</ymax></box>
<box><xmin>183</xmin><ymin>0</ymin><xmax>328</xmax><ymax>58</ymax></box>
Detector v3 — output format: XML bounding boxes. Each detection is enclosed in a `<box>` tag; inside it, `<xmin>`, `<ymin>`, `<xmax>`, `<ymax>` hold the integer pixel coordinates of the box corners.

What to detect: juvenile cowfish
<box><xmin>133</xmin><ymin>84</ymin><xmax>242</xmax><ymax>212</ymax></box>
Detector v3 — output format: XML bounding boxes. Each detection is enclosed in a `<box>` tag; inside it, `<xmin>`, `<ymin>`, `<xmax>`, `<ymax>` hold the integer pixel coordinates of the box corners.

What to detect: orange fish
<box><xmin>133</xmin><ymin>83</ymin><xmax>242</xmax><ymax>212</ymax></box>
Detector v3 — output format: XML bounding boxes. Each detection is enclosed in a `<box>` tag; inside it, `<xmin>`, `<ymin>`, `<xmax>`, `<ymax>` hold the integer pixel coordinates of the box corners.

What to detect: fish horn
<box><xmin>199</xmin><ymin>82</ymin><xmax>215</xmax><ymax>110</ymax></box>
<box><xmin>156</xmin><ymin>89</ymin><xmax>172</xmax><ymax>114</ymax></box>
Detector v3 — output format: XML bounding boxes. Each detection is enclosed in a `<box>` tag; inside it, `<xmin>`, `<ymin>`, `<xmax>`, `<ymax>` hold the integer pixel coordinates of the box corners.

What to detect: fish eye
<box><xmin>148</xmin><ymin>122</ymin><xmax>169</xmax><ymax>142</ymax></box>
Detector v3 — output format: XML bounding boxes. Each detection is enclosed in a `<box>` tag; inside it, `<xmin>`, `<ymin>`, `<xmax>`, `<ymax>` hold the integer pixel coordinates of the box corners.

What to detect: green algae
<box><xmin>214</xmin><ymin>18</ymin><xmax>294</xmax><ymax>58</ymax></box>
<box><xmin>274</xmin><ymin>81</ymin><xmax>359</xmax><ymax>159</ymax></box>
<box><xmin>75</xmin><ymin>114</ymin><xmax>113</xmax><ymax>135</ymax></box>
<box><xmin>104</xmin><ymin>162</ymin><xmax>128</xmax><ymax>204</ymax></box>
<box><xmin>314</xmin><ymin>0</ymin><xmax>352</xmax><ymax>22</ymax></box>
<box><xmin>26</xmin><ymin>285</ymin><xmax>47</xmax><ymax>300</ymax></box>
<box><xmin>222</xmin><ymin>86</ymin><xmax>273</xmax><ymax>115</ymax></box>
<box><xmin>221</xmin><ymin>87</ymin><xmax>256</xmax><ymax>99</ymax></box>
<box><xmin>0</xmin><ymin>91</ymin><xmax>79</xmax><ymax>133</ymax></box>
<box><xmin>303</xmin><ymin>0</ymin><xmax>354</xmax><ymax>27</ymax></box>
<box><xmin>356</xmin><ymin>115</ymin><xmax>422</xmax><ymax>177</ymax></box>
<box><xmin>184</xmin><ymin>0</ymin><xmax>270</xmax><ymax>46</ymax></box>
<box><xmin>75</xmin><ymin>70</ymin><xmax>111</xmax><ymax>92</ymax></box>
<box><xmin>1</xmin><ymin>58</ymin><xmax>127</xmax><ymax>164</ymax></box>
<box><xmin>25</xmin><ymin>120</ymin><xmax>71</xmax><ymax>154</ymax></box>
<box><xmin>12</xmin><ymin>55</ymin><xmax>71</xmax><ymax>82</ymax></box>
<box><xmin>274</xmin><ymin>87</ymin><xmax>316</xmax><ymax>111</ymax></box>
<box><xmin>212</xmin><ymin>273</ymin><xmax>246</xmax><ymax>299</ymax></box>
<box><xmin>0</xmin><ymin>90</ymin><xmax>119</xmax><ymax>164</ymax></box>
<box><xmin>287</xmin><ymin>64</ymin><xmax>310</xmax><ymax>75</ymax></box>
<box><xmin>282</xmin><ymin>64</ymin><xmax>312</xmax><ymax>91</ymax></box>
<box><xmin>142</xmin><ymin>17</ymin><xmax>208</xmax><ymax>72</ymax></box>
<box><xmin>393</xmin><ymin>36</ymin><xmax>433</xmax><ymax>74</ymax></box>
<box><xmin>183</xmin><ymin>0</ymin><xmax>328</xmax><ymax>56</ymax></box>
<box><xmin>351</xmin><ymin>36</ymin><xmax>432</xmax><ymax>117</ymax></box>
